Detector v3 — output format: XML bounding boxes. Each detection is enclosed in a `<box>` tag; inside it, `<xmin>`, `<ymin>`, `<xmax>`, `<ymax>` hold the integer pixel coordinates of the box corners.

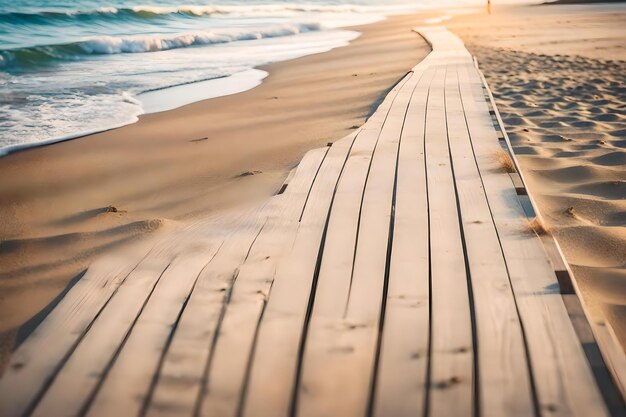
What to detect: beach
<box><xmin>0</xmin><ymin>2</ymin><xmax>625</xmax><ymax>413</ymax></box>
<box><xmin>0</xmin><ymin>11</ymin><xmax>431</xmax><ymax>369</ymax></box>
<box><xmin>0</xmin><ymin>0</ymin><xmax>625</xmax><ymax>377</ymax></box>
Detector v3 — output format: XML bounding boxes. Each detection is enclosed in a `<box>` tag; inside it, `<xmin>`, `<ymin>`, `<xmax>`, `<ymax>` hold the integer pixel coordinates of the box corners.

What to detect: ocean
<box><xmin>0</xmin><ymin>0</ymin><xmax>479</xmax><ymax>151</ymax></box>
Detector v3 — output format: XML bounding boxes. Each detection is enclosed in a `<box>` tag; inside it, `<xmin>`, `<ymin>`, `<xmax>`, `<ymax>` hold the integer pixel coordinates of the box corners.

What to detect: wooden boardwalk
<box><xmin>0</xmin><ymin>27</ymin><xmax>623</xmax><ymax>417</ymax></box>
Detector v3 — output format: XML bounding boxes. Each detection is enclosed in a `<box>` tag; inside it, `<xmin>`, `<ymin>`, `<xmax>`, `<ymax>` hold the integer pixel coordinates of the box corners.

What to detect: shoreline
<box><xmin>0</xmin><ymin>11</ymin><xmax>433</xmax><ymax>366</ymax></box>
<box><xmin>0</xmin><ymin>69</ymin><xmax>270</xmax><ymax>158</ymax></box>
<box><xmin>0</xmin><ymin>31</ymin><xmax>356</xmax><ymax>157</ymax></box>
<box><xmin>0</xmin><ymin>13</ymin><xmax>392</xmax><ymax>156</ymax></box>
<box><xmin>0</xmin><ymin>7</ymin><xmax>467</xmax><ymax>158</ymax></box>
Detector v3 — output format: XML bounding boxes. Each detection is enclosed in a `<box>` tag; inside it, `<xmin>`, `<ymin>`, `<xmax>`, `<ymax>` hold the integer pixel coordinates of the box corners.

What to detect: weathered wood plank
<box><xmin>84</xmin><ymin>239</ymin><xmax>223</xmax><ymax>417</ymax></box>
<box><xmin>296</xmin><ymin>70</ymin><xmax>422</xmax><ymax>417</ymax></box>
<box><xmin>371</xmin><ymin>67</ymin><xmax>435</xmax><ymax>417</ymax></box>
<box><xmin>237</xmin><ymin>133</ymin><xmax>357</xmax><ymax>417</ymax></box>
<box><xmin>424</xmin><ymin>65</ymin><xmax>473</xmax><ymax>417</ymax></box>
<box><xmin>458</xmin><ymin>62</ymin><xmax>610</xmax><ymax>417</ymax></box>
<box><xmin>213</xmin><ymin>76</ymin><xmax>410</xmax><ymax>415</ymax></box>
<box><xmin>32</xmin><ymin>212</ymin><xmax>258</xmax><ymax>417</ymax></box>
<box><xmin>31</xmin><ymin>251</ymin><xmax>176</xmax><ymax>417</ymax></box>
<box><xmin>0</xmin><ymin>238</ymin><xmax>158</xmax><ymax>417</ymax></box>
<box><xmin>195</xmin><ymin>143</ymin><xmax>340</xmax><ymax>417</ymax></box>
<box><xmin>444</xmin><ymin>63</ymin><xmax>534</xmax><ymax>416</ymax></box>
<box><xmin>143</xmin><ymin>209</ymin><xmax>269</xmax><ymax>417</ymax></box>
<box><xmin>146</xmin><ymin>145</ymin><xmax>332</xmax><ymax>417</ymax></box>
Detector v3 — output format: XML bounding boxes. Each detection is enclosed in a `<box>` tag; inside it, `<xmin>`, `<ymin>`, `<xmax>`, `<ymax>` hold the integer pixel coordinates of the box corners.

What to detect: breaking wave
<box><xmin>0</xmin><ymin>4</ymin><xmax>378</xmax><ymax>22</ymax></box>
<box><xmin>0</xmin><ymin>22</ymin><xmax>322</xmax><ymax>69</ymax></box>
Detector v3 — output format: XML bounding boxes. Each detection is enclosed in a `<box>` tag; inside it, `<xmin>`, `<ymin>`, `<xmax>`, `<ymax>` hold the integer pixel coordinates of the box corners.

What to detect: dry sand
<box><xmin>449</xmin><ymin>3</ymin><xmax>626</xmax><ymax>347</ymax></box>
<box><xmin>0</xmin><ymin>13</ymin><xmax>431</xmax><ymax>369</ymax></box>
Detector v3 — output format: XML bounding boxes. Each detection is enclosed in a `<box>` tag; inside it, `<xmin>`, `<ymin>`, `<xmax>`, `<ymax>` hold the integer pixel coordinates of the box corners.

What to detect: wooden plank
<box><xmin>561</xmin><ymin>295</ymin><xmax>626</xmax><ymax>414</ymax></box>
<box><xmin>83</xmin><ymin>238</ymin><xmax>223</xmax><ymax>417</ymax></box>
<box><xmin>294</xmin><ymin>128</ymin><xmax>383</xmax><ymax>416</ymax></box>
<box><xmin>444</xmin><ymin>64</ymin><xmax>534</xmax><ymax>416</ymax></box>
<box><xmin>594</xmin><ymin>319</ymin><xmax>626</xmax><ymax>400</ymax></box>
<box><xmin>0</xmin><ymin>238</ymin><xmax>157</xmax><ymax>417</ymax></box>
<box><xmin>32</xmin><ymin>210</ymin><xmax>258</xmax><ymax>417</ymax></box>
<box><xmin>371</xmin><ymin>67</ymin><xmax>435</xmax><ymax>417</ymax></box>
<box><xmin>195</xmin><ymin>144</ymin><xmax>337</xmax><ymax>417</ymax></box>
<box><xmin>508</xmin><ymin>172</ymin><xmax>526</xmax><ymax>195</ymax></box>
<box><xmin>227</xmin><ymin>133</ymin><xmax>356</xmax><ymax>417</ymax></box>
<box><xmin>145</xmin><ymin>144</ymin><xmax>332</xmax><ymax>417</ymax></box>
<box><xmin>458</xmin><ymin>62</ymin><xmax>610</xmax><ymax>417</ymax></box>
<box><xmin>138</xmin><ymin>210</ymin><xmax>268</xmax><ymax>417</ymax></box>
<box><xmin>31</xmin><ymin>250</ymin><xmax>177</xmax><ymax>417</ymax></box>
<box><xmin>296</xmin><ymin>70</ymin><xmax>423</xmax><ymax>417</ymax></box>
<box><xmin>424</xmin><ymin>65</ymin><xmax>473</xmax><ymax>417</ymax></box>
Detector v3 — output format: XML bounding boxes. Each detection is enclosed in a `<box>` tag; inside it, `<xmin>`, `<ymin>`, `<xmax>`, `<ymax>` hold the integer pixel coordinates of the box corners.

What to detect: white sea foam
<box><xmin>79</xmin><ymin>23</ymin><xmax>323</xmax><ymax>55</ymax></box>
<box><xmin>139</xmin><ymin>69</ymin><xmax>269</xmax><ymax>113</ymax></box>
<box><xmin>94</xmin><ymin>7</ymin><xmax>120</xmax><ymax>14</ymax></box>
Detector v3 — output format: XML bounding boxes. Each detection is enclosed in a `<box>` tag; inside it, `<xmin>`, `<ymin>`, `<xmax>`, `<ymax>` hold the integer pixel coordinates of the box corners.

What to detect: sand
<box><xmin>449</xmin><ymin>3</ymin><xmax>626</xmax><ymax>347</ymax></box>
<box><xmin>0</xmin><ymin>13</ymin><xmax>432</xmax><ymax>369</ymax></box>
<box><xmin>1</xmin><ymin>1</ymin><xmax>625</xmax><ymax>371</ymax></box>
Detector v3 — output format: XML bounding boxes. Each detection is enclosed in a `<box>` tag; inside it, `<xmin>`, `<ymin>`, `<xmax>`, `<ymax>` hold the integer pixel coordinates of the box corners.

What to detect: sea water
<box><xmin>0</xmin><ymin>0</ymin><xmax>483</xmax><ymax>150</ymax></box>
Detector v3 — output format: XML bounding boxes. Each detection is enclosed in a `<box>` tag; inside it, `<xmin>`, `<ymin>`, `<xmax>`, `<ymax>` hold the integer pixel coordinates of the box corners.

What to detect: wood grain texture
<box><xmin>445</xmin><ymin>63</ymin><xmax>534</xmax><ymax>417</ymax></box>
<box><xmin>0</xmin><ymin>239</ymin><xmax>157</xmax><ymax>417</ymax></box>
<box><xmin>372</xmin><ymin>67</ymin><xmax>435</xmax><ymax>417</ymax></box>
<box><xmin>423</xmin><ymin>65</ymin><xmax>473</xmax><ymax>417</ymax></box>
<box><xmin>32</xmin><ymin>252</ymin><xmax>176</xmax><ymax>417</ymax></box>
<box><xmin>143</xmin><ymin>151</ymin><xmax>329</xmax><ymax>417</ymax></box>
<box><xmin>144</xmin><ymin>207</ymin><xmax>270</xmax><ymax>417</ymax></box>
<box><xmin>458</xmin><ymin>62</ymin><xmax>610</xmax><ymax>417</ymax></box>
<box><xmin>85</xmin><ymin>240</ymin><xmax>223</xmax><ymax>417</ymax></box>
<box><xmin>296</xmin><ymin>71</ymin><xmax>417</xmax><ymax>417</ymax></box>
<box><xmin>198</xmin><ymin>146</ymin><xmax>331</xmax><ymax>417</ymax></box>
<box><xmin>240</xmin><ymin>132</ymin><xmax>357</xmax><ymax>417</ymax></box>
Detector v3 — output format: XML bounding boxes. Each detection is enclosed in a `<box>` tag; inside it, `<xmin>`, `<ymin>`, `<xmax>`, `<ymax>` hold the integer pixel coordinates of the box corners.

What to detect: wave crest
<box><xmin>0</xmin><ymin>4</ymin><xmax>373</xmax><ymax>22</ymax></box>
<box><xmin>0</xmin><ymin>22</ymin><xmax>323</xmax><ymax>69</ymax></box>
